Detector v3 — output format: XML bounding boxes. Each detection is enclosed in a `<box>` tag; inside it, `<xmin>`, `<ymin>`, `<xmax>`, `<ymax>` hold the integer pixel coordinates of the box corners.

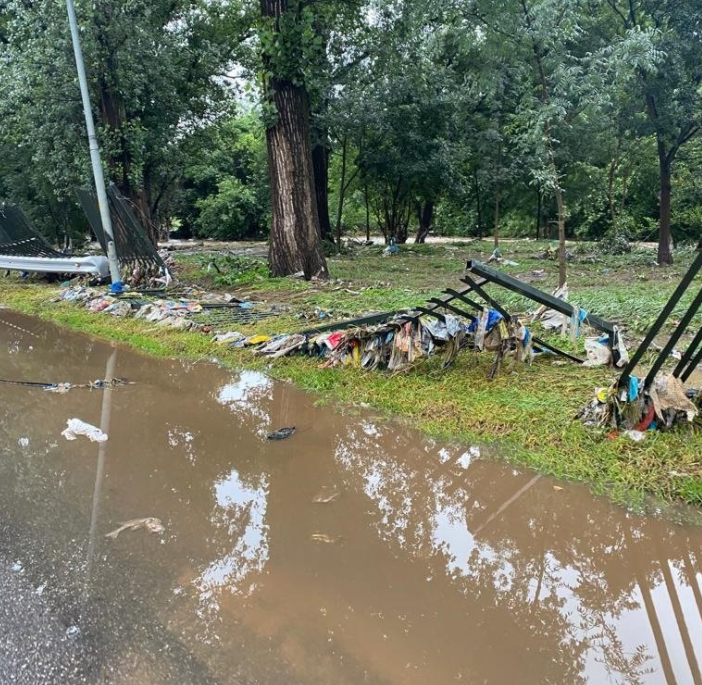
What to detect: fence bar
<box><xmin>619</xmin><ymin>249</ymin><xmax>702</xmax><ymax>386</ymax></box>
<box><xmin>644</xmin><ymin>287</ymin><xmax>702</xmax><ymax>388</ymax></box>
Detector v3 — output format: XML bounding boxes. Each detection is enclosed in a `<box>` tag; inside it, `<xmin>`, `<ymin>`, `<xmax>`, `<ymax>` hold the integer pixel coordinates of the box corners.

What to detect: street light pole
<box><xmin>65</xmin><ymin>0</ymin><xmax>122</xmax><ymax>293</ymax></box>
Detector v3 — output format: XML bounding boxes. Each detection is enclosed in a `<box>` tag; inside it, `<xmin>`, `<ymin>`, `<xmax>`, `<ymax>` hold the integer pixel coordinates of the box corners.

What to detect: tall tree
<box><xmin>259</xmin><ymin>0</ymin><xmax>328</xmax><ymax>279</ymax></box>
<box><xmin>604</xmin><ymin>0</ymin><xmax>702</xmax><ymax>264</ymax></box>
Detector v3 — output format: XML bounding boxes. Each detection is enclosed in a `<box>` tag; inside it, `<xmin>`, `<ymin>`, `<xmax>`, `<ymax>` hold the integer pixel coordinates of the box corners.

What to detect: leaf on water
<box><xmin>311</xmin><ymin>533</ymin><xmax>342</xmax><ymax>544</ymax></box>
<box><xmin>312</xmin><ymin>487</ymin><xmax>341</xmax><ymax>503</ymax></box>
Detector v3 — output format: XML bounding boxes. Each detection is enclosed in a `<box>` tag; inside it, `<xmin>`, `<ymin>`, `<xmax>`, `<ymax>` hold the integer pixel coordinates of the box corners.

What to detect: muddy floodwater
<box><xmin>2</xmin><ymin>310</ymin><xmax>702</xmax><ymax>685</ymax></box>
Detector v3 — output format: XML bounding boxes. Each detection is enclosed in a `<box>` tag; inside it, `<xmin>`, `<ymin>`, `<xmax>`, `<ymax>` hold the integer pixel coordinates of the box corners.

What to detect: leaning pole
<box><xmin>65</xmin><ymin>0</ymin><xmax>122</xmax><ymax>293</ymax></box>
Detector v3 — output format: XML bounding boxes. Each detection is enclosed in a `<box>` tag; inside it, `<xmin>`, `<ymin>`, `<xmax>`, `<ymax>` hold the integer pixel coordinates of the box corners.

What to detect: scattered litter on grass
<box><xmin>57</xmin><ymin>286</ymin><xmax>276</xmax><ymax>332</ymax></box>
<box><xmin>61</xmin><ymin>418</ymin><xmax>108</xmax><ymax>443</ymax></box>
<box><xmin>211</xmin><ymin>331</ymin><xmax>244</xmax><ymax>345</ymax></box>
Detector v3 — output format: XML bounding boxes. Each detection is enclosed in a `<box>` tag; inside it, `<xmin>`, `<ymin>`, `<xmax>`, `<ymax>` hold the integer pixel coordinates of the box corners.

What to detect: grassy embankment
<box><xmin>2</xmin><ymin>238</ymin><xmax>701</xmax><ymax>507</ymax></box>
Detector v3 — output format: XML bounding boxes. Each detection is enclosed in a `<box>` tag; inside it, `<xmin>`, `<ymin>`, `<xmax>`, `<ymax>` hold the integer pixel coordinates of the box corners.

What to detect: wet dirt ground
<box><xmin>1</xmin><ymin>310</ymin><xmax>702</xmax><ymax>685</ymax></box>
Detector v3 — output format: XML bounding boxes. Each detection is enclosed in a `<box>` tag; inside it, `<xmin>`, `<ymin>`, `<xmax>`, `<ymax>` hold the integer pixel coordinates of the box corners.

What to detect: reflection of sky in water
<box><xmin>196</xmin><ymin>468</ymin><xmax>270</xmax><ymax>600</ymax></box>
<box><xmin>215</xmin><ymin>371</ymin><xmax>273</xmax><ymax>437</ymax></box>
<box><xmin>336</xmin><ymin>421</ymin><xmax>480</xmax><ymax>559</ymax></box>
<box><xmin>332</xmin><ymin>420</ymin><xmax>682</xmax><ymax>684</ymax></box>
<box><xmin>166</xmin><ymin>427</ymin><xmax>197</xmax><ymax>464</ymax></box>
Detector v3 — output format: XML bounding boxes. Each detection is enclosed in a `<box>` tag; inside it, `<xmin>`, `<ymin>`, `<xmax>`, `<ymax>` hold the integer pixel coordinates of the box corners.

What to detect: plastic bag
<box><xmin>62</xmin><ymin>419</ymin><xmax>108</xmax><ymax>443</ymax></box>
<box><xmin>583</xmin><ymin>339</ymin><xmax>612</xmax><ymax>368</ymax></box>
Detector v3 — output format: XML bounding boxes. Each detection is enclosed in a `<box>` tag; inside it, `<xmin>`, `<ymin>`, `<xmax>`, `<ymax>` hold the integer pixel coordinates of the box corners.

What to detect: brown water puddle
<box><xmin>1</xmin><ymin>310</ymin><xmax>702</xmax><ymax>685</ymax></box>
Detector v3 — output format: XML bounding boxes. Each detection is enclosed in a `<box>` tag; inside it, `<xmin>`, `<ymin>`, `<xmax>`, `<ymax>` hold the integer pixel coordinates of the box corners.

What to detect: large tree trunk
<box><xmin>265</xmin><ymin>80</ymin><xmax>328</xmax><ymax>279</ymax></box>
<box><xmin>261</xmin><ymin>0</ymin><xmax>328</xmax><ymax>280</ymax></box>
<box><xmin>657</xmin><ymin>141</ymin><xmax>674</xmax><ymax>265</ymax></box>
<box><xmin>415</xmin><ymin>200</ymin><xmax>434</xmax><ymax>243</ymax></box>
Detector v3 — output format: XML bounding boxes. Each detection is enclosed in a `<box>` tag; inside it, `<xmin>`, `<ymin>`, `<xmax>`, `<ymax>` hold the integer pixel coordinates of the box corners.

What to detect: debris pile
<box><xmin>579</xmin><ymin>374</ymin><xmax>700</xmax><ymax>437</ymax></box>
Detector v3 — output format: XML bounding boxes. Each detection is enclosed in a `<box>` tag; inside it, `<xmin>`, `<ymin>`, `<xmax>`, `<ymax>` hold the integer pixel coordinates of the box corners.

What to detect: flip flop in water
<box><xmin>267</xmin><ymin>426</ymin><xmax>295</xmax><ymax>441</ymax></box>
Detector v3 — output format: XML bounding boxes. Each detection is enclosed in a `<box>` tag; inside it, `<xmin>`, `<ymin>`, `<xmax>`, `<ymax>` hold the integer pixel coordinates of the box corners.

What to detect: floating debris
<box><xmin>105</xmin><ymin>517</ymin><xmax>165</xmax><ymax>539</ymax></box>
<box><xmin>0</xmin><ymin>377</ymin><xmax>132</xmax><ymax>393</ymax></box>
<box><xmin>267</xmin><ymin>427</ymin><xmax>296</xmax><ymax>441</ymax></box>
<box><xmin>61</xmin><ymin>418</ymin><xmax>108</xmax><ymax>443</ymax></box>
<box><xmin>311</xmin><ymin>533</ymin><xmax>342</xmax><ymax>544</ymax></box>
<box><xmin>312</xmin><ymin>487</ymin><xmax>341</xmax><ymax>504</ymax></box>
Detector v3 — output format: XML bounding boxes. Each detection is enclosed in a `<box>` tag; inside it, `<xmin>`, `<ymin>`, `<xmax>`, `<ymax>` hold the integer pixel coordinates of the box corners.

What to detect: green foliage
<box><xmin>0</xmin><ymin>0</ymin><xmax>249</xmax><ymax>242</ymax></box>
<box><xmin>1</xmin><ymin>0</ymin><xmax>700</xmax><ymax>254</ymax></box>
<box><xmin>176</xmin><ymin>114</ymin><xmax>270</xmax><ymax>241</ymax></box>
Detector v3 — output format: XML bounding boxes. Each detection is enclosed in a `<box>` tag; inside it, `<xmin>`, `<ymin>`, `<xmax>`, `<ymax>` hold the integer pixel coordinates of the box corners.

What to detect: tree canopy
<box><xmin>0</xmin><ymin>0</ymin><xmax>700</xmax><ymax>270</ymax></box>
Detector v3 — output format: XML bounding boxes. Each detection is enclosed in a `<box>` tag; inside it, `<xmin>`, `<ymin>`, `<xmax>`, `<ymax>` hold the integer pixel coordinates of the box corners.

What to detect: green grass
<box><xmin>2</xmin><ymin>238</ymin><xmax>701</xmax><ymax>510</ymax></box>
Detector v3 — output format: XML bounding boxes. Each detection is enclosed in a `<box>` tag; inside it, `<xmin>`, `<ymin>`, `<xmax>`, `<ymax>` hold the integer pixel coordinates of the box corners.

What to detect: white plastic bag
<box><xmin>583</xmin><ymin>339</ymin><xmax>612</xmax><ymax>368</ymax></box>
<box><xmin>62</xmin><ymin>419</ymin><xmax>108</xmax><ymax>443</ymax></box>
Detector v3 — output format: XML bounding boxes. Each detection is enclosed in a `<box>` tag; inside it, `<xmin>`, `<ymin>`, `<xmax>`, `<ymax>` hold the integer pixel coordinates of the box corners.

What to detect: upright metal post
<box><xmin>66</xmin><ymin>0</ymin><xmax>122</xmax><ymax>293</ymax></box>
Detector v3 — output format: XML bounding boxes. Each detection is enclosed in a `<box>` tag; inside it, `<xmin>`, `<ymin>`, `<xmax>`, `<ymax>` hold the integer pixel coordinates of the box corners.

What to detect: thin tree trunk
<box><xmin>620</xmin><ymin>163</ymin><xmax>630</xmax><ymax>215</ymax></box>
<box><xmin>261</xmin><ymin>0</ymin><xmax>328</xmax><ymax>280</ymax></box>
<box><xmin>312</xmin><ymin>141</ymin><xmax>332</xmax><ymax>242</ymax></box>
<box><xmin>335</xmin><ymin>136</ymin><xmax>348</xmax><ymax>255</ymax></box>
<box><xmin>310</xmin><ymin>16</ymin><xmax>332</xmax><ymax>243</ymax></box>
<box><xmin>657</xmin><ymin>141</ymin><xmax>674</xmax><ymax>265</ymax></box>
<box><xmin>364</xmin><ymin>183</ymin><xmax>371</xmax><ymax>242</ymax></box>
<box><xmin>555</xmin><ymin>186</ymin><xmax>566</xmax><ymax>286</ymax></box>
<box><xmin>493</xmin><ymin>143</ymin><xmax>502</xmax><ymax>248</ymax></box>
<box><xmin>535</xmin><ymin>187</ymin><xmax>541</xmax><ymax>239</ymax></box>
<box><xmin>473</xmin><ymin>169</ymin><xmax>483</xmax><ymax>237</ymax></box>
<box><xmin>608</xmin><ymin>136</ymin><xmax>622</xmax><ymax>229</ymax></box>
<box><xmin>522</xmin><ymin>0</ymin><xmax>567</xmax><ymax>284</ymax></box>
<box><xmin>493</xmin><ymin>183</ymin><xmax>501</xmax><ymax>249</ymax></box>
<box><xmin>415</xmin><ymin>200</ymin><xmax>434</xmax><ymax>243</ymax></box>
<box><xmin>397</xmin><ymin>202</ymin><xmax>410</xmax><ymax>244</ymax></box>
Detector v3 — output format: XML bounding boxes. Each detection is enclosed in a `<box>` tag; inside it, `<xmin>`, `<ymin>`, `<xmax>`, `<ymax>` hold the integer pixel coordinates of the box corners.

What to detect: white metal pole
<box><xmin>65</xmin><ymin>0</ymin><xmax>123</xmax><ymax>292</ymax></box>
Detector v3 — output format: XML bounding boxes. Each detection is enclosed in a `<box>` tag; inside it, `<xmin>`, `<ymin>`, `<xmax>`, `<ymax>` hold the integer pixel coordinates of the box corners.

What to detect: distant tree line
<box><xmin>0</xmin><ymin>0</ymin><xmax>700</xmax><ymax>278</ymax></box>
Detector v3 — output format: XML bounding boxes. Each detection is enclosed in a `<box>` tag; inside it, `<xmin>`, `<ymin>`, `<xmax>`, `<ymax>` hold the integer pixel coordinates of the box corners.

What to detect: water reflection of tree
<box><xmin>333</xmin><ymin>422</ymin><xmax>699</xmax><ymax>685</ymax></box>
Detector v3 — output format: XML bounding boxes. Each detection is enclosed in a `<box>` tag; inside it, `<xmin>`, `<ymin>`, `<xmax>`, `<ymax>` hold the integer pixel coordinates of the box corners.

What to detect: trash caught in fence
<box><xmin>580</xmin><ymin>248</ymin><xmax>702</xmax><ymax>435</ymax></box>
